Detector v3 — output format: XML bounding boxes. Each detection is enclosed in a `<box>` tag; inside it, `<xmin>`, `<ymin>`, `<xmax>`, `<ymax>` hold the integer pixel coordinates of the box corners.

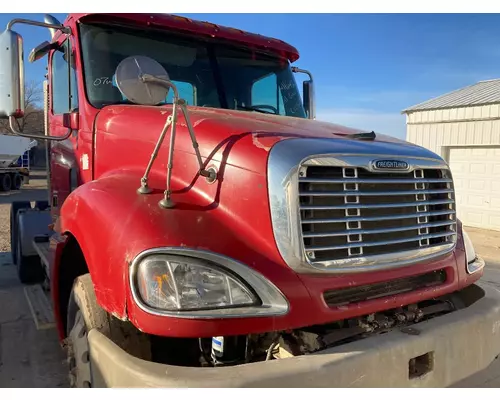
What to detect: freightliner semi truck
<box><xmin>0</xmin><ymin>13</ymin><xmax>499</xmax><ymax>388</ymax></box>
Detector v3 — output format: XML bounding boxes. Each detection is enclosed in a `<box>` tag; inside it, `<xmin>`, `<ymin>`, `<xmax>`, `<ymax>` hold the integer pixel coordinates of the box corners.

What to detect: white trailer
<box><xmin>0</xmin><ymin>134</ymin><xmax>36</xmax><ymax>191</ymax></box>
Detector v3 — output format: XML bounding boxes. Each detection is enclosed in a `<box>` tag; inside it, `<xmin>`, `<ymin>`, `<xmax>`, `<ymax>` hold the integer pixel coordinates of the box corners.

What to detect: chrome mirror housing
<box><xmin>0</xmin><ymin>29</ymin><xmax>25</xmax><ymax>119</ymax></box>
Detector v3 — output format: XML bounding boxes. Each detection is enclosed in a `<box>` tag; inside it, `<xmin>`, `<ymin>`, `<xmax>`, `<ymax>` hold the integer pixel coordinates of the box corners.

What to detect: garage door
<box><xmin>448</xmin><ymin>146</ymin><xmax>500</xmax><ymax>231</ymax></box>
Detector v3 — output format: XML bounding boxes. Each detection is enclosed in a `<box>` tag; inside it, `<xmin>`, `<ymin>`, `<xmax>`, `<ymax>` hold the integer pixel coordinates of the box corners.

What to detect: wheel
<box><xmin>66</xmin><ymin>275</ymin><xmax>108</xmax><ymax>388</ymax></box>
<box><xmin>12</xmin><ymin>173</ymin><xmax>23</xmax><ymax>190</ymax></box>
<box><xmin>10</xmin><ymin>201</ymin><xmax>32</xmax><ymax>265</ymax></box>
<box><xmin>1</xmin><ymin>173</ymin><xmax>12</xmax><ymax>191</ymax></box>
<box><xmin>35</xmin><ymin>200</ymin><xmax>49</xmax><ymax>211</ymax></box>
<box><xmin>66</xmin><ymin>274</ymin><xmax>151</xmax><ymax>388</ymax></box>
<box><xmin>16</xmin><ymin>232</ymin><xmax>44</xmax><ymax>284</ymax></box>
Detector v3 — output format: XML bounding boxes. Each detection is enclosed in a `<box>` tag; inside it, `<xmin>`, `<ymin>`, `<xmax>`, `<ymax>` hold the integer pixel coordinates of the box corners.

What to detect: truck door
<box><xmin>48</xmin><ymin>38</ymin><xmax>79</xmax><ymax>215</ymax></box>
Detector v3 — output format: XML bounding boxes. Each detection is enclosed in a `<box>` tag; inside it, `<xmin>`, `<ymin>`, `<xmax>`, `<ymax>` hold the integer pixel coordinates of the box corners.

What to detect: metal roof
<box><xmin>402</xmin><ymin>78</ymin><xmax>500</xmax><ymax>113</ymax></box>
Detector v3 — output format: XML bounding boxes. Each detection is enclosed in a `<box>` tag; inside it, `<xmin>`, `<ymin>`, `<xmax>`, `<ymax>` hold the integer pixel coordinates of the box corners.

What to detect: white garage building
<box><xmin>403</xmin><ymin>79</ymin><xmax>500</xmax><ymax>231</ymax></box>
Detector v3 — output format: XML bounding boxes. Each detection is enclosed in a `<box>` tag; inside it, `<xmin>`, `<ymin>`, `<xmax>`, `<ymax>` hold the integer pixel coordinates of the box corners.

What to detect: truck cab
<box><xmin>1</xmin><ymin>13</ymin><xmax>499</xmax><ymax>388</ymax></box>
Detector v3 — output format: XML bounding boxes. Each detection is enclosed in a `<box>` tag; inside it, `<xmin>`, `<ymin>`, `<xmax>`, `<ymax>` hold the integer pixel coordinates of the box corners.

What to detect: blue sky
<box><xmin>2</xmin><ymin>13</ymin><xmax>500</xmax><ymax>139</ymax></box>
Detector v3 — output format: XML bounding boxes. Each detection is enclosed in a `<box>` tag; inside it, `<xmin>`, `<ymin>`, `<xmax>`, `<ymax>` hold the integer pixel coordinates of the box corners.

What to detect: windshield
<box><xmin>78</xmin><ymin>22</ymin><xmax>307</xmax><ymax>118</ymax></box>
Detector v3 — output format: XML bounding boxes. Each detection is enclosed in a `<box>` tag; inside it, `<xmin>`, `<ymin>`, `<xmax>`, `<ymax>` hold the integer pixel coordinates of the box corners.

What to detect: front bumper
<box><xmin>88</xmin><ymin>281</ymin><xmax>500</xmax><ymax>388</ymax></box>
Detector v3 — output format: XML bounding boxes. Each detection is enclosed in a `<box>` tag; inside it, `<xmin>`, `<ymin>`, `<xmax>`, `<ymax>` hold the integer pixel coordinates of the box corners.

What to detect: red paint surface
<box><xmin>43</xmin><ymin>14</ymin><xmax>479</xmax><ymax>340</ymax></box>
<box><xmin>69</xmin><ymin>13</ymin><xmax>300</xmax><ymax>62</ymax></box>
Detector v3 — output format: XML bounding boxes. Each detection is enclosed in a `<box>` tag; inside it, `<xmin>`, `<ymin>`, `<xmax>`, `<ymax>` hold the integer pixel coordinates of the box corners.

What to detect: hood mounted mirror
<box><xmin>114</xmin><ymin>55</ymin><xmax>216</xmax><ymax>208</ymax></box>
<box><xmin>115</xmin><ymin>55</ymin><xmax>170</xmax><ymax>105</ymax></box>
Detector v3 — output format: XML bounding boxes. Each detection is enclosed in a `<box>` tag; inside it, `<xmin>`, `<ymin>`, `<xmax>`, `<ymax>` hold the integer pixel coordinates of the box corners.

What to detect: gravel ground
<box><xmin>0</xmin><ymin>169</ymin><xmax>48</xmax><ymax>252</ymax></box>
<box><xmin>0</xmin><ymin>169</ymin><xmax>68</xmax><ymax>387</ymax></box>
<box><xmin>0</xmin><ymin>252</ymin><xmax>68</xmax><ymax>387</ymax></box>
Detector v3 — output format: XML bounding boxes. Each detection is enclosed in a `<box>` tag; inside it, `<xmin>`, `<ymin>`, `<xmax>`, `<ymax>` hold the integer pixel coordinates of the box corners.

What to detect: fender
<box><xmin>56</xmin><ymin>165</ymin><xmax>311</xmax><ymax>329</ymax></box>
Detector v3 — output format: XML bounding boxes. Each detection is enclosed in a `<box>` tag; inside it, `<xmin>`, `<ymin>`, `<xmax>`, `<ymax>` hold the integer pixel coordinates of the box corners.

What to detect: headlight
<box><xmin>130</xmin><ymin>249</ymin><xmax>289</xmax><ymax>318</ymax></box>
<box><xmin>462</xmin><ymin>228</ymin><xmax>485</xmax><ymax>274</ymax></box>
<box><xmin>137</xmin><ymin>255</ymin><xmax>258</xmax><ymax>311</ymax></box>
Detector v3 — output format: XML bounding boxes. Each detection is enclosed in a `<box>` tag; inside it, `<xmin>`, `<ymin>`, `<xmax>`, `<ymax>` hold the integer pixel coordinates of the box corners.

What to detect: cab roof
<box><xmin>65</xmin><ymin>13</ymin><xmax>300</xmax><ymax>62</ymax></box>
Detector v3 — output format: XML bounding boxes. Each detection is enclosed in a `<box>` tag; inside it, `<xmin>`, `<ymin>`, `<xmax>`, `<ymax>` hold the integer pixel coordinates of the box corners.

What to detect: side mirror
<box><xmin>29</xmin><ymin>40</ymin><xmax>57</xmax><ymax>63</ymax></box>
<box><xmin>303</xmin><ymin>80</ymin><xmax>316</xmax><ymax>120</ymax></box>
<box><xmin>0</xmin><ymin>30</ymin><xmax>25</xmax><ymax>119</ymax></box>
<box><xmin>1</xmin><ymin>17</ymin><xmax>72</xmax><ymax>142</ymax></box>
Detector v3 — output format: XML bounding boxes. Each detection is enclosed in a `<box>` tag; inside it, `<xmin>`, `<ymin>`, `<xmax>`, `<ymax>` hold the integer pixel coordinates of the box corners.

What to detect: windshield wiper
<box><xmin>236</xmin><ymin>105</ymin><xmax>275</xmax><ymax>115</ymax></box>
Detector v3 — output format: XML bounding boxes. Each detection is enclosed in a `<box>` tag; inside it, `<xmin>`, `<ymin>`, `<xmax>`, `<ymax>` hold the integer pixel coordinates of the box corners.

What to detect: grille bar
<box><xmin>300</xmin><ymin>189</ymin><xmax>453</xmax><ymax>197</ymax></box>
<box><xmin>305</xmin><ymin>231</ymin><xmax>455</xmax><ymax>252</ymax></box>
<box><xmin>299</xmin><ymin>164</ymin><xmax>456</xmax><ymax>265</ymax></box>
<box><xmin>300</xmin><ymin>199</ymin><xmax>454</xmax><ymax>210</ymax></box>
<box><xmin>303</xmin><ymin>220</ymin><xmax>454</xmax><ymax>238</ymax></box>
<box><xmin>301</xmin><ymin>210</ymin><xmax>456</xmax><ymax>224</ymax></box>
<box><xmin>299</xmin><ymin>178</ymin><xmax>453</xmax><ymax>184</ymax></box>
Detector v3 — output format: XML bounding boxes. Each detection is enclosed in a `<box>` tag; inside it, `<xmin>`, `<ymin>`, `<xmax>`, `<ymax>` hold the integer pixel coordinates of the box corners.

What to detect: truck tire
<box><xmin>12</xmin><ymin>173</ymin><xmax>23</xmax><ymax>190</ymax></box>
<box><xmin>16</xmin><ymin>233</ymin><xmax>44</xmax><ymax>284</ymax></box>
<box><xmin>10</xmin><ymin>201</ymin><xmax>32</xmax><ymax>265</ymax></box>
<box><xmin>1</xmin><ymin>173</ymin><xmax>12</xmax><ymax>191</ymax></box>
<box><xmin>66</xmin><ymin>274</ymin><xmax>151</xmax><ymax>388</ymax></box>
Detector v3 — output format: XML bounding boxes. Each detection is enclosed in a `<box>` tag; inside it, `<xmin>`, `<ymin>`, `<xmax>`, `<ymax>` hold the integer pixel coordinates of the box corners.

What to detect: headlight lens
<box><xmin>136</xmin><ymin>255</ymin><xmax>258</xmax><ymax>311</ymax></box>
<box><xmin>462</xmin><ymin>229</ymin><xmax>476</xmax><ymax>264</ymax></box>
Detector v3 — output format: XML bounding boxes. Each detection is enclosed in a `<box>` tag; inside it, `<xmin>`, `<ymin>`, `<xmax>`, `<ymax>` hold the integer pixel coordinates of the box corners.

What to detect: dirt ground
<box><xmin>0</xmin><ymin>169</ymin><xmax>68</xmax><ymax>387</ymax></box>
<box><xmin>0</xmin><ymin>169</ymin><xmax>499</xmax><ymax>388</ymax></box>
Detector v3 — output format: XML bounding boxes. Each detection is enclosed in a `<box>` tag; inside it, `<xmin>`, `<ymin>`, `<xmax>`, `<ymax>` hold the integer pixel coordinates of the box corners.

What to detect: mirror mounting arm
<box><xmin>136</xmin><ymin>74</ymin><xmax>180</xmax><ymax>202</ymax></box>
<box><xmin>291</xmin><ymin>66</ymin><xmax>313</xmax><ymax>81</ymax></box>
<box><xmin>137</xmin><ymin>74</ymin><xmax>216</xmax><ymax>209</ymax></box>
<box><xmin>9</xmin><ymin>116</ymin><xmax>72</xmax><ymax>141</ymax></box>
<box><xmin>6</xmin><ymin>18</ymin><xmax>70</xmax><ymax>34</ymax></box>
<box><xmin>291</xmin><ymin>67</ymin><xmax>316</xmax><ymax>120</ymax></box>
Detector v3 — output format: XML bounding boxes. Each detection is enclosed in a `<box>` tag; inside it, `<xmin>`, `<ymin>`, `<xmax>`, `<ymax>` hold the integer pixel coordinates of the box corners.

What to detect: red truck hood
<box><xmin>95</xmin><ymin>105</ymin><xmax>417</xmax><ymax>173</ymax></box>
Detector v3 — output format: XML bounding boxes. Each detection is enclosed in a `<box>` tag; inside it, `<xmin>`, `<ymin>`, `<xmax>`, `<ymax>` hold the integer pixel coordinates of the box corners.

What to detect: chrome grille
<box><xmin>299</xmin><ymin>166</ymin><xmax>457</xmax><ymax>265</ymax></box>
